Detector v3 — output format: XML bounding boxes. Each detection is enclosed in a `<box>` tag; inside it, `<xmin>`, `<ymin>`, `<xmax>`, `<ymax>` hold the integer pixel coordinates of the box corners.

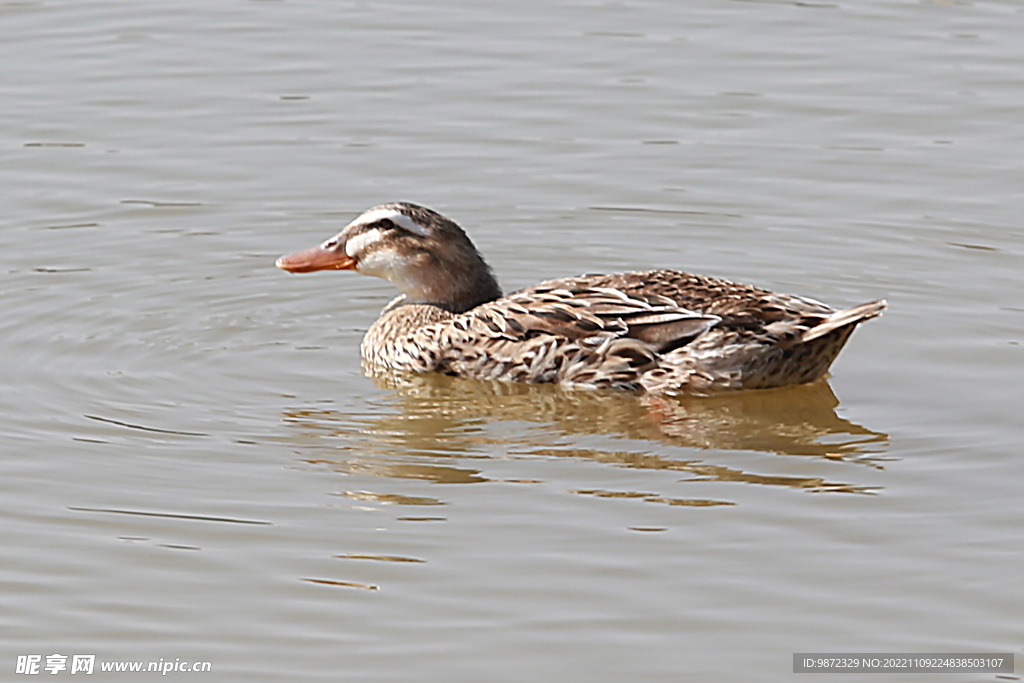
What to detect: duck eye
<box><xmin>378</xmin><ymin>218</ymin><xmax>395</xmax><ymax>230</ymax></box>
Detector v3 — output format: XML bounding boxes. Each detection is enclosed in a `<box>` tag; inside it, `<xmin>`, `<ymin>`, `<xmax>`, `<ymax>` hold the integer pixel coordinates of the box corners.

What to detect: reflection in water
<box><xmin>335</xmin><ymin>491</ymin><xmax>445</xmax><ymax>506</ymax></box>
<box><xmin>282</xmin><ymin>373</ymin><xmax>888</xmax><ymax>498</ymax></box>
<box><xmin>572</xmin><ymin>489</ymin><xmax>735</xmax><ymax>507</ymax></box>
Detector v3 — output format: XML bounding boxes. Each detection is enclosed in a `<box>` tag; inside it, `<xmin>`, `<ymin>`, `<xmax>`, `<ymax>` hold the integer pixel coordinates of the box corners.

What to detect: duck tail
<box><xmin>801</xmin><ymin>299</ymin><xmax>887</xmax><ymax>343</ymax></box>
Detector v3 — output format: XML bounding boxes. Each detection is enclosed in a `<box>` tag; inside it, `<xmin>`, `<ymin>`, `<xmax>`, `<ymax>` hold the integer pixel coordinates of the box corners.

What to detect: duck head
<box><xmin>276</xmin><ymin>202</ymin><xmax>502</xmax><ymax>313</ymax></box>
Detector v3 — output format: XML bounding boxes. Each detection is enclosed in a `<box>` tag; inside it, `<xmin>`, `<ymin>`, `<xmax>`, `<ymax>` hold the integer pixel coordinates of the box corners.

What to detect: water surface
<box><xmin>3</xmin><ymin>0</ymin><xmax>1022</xmax><ymax>680</ymax></box>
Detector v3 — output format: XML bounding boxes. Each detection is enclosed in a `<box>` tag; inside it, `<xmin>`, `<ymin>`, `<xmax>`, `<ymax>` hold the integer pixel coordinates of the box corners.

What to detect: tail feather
<box><xmin>801</xmin><ymin>299</ymin><xmax>886</xmax><ymax>343</ymax></box>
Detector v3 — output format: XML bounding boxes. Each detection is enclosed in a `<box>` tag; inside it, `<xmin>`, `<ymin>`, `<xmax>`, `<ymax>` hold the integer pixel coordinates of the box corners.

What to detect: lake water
<box><xmin>3</xmin><ymin>0</ymin><xmax>1022</xmax><ymax>680</ymax></box>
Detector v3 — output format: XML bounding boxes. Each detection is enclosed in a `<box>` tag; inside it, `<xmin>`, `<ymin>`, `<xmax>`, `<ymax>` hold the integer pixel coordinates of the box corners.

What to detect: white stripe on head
<box><xmin>344</xmin><ymin>228</ymin><xmax>383</xmax><ymax>257</ymax></box>
<box><xmin>353</xmin><ymin>208</ymin><xmax>430</xmax><ymax>236</ymax></box>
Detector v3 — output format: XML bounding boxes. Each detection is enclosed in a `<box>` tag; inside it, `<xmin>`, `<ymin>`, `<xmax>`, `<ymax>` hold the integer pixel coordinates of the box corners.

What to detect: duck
<box><xmin>276</xmin><ymin>202</ymin><xmax>885</xmax><ymax>395</ymax></box>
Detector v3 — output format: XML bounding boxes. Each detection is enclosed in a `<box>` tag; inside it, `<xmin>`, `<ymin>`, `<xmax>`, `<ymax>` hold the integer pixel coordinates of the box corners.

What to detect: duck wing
<box><xmin>426</xmin><ymin>284</ymin><xmax>719</xmax><ymax>388</ymax></box>
<box><xmin>457</xmin><ymin>284</ymin><xmax>720</xmax><ymax>348</ymax></box>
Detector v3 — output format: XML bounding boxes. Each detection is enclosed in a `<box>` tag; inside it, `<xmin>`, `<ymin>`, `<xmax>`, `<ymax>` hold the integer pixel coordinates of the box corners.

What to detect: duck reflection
<box><xmin>282</xmin><ymin>372</ymin><xmax>887</xmax><ymax>497</ymax></box>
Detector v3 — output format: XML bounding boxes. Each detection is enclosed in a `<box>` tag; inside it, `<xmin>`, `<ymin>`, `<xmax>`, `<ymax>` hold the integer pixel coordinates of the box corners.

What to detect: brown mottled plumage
<box><xmin>276</xmin><ymin>202</ymin><xmax>885</xmax><ymax>395</ymax></box>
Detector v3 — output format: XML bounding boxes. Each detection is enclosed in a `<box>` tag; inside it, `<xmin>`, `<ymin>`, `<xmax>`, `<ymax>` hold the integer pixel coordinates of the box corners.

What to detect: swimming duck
<box><xmin>276</xmin><ymin>202</ymin><xmax>885</xmax><ymax>394</ymax></box>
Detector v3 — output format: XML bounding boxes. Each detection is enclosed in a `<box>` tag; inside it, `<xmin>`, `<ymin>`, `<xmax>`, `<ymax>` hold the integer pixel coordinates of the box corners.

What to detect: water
<box><xmin>3</xmin><ymin>0</ymin><xmax>1022</xmax><ymax>680</ymax></box>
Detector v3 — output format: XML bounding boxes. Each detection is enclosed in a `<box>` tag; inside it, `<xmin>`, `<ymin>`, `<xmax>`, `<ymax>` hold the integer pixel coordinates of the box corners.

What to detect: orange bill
<box><xmin>275</xmin><ymin>244</ymin><xmax>356</xmax><ymax>273</ymax></box>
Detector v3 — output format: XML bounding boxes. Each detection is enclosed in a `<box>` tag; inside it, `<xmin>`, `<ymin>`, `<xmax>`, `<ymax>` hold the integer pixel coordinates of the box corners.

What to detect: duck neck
<box><xmin>401</xmin><ymin>256</ymin><xmax>502</xmax><ymax>314</ymax></box>
<box><xmin>437</xmin><ymin>268</ymin><xmax>502</xmax><ymax>313</ymax></box>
